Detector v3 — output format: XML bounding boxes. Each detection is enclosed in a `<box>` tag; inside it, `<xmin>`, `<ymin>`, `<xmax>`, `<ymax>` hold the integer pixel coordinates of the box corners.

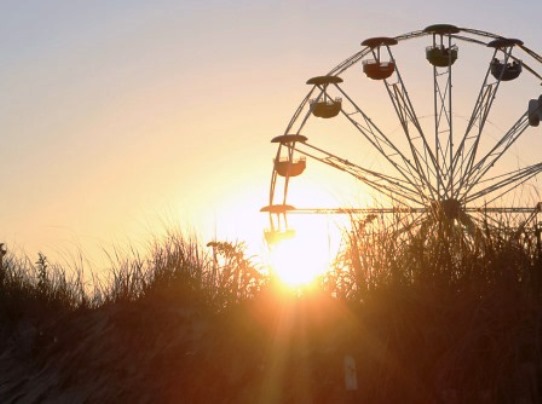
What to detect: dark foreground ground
<box><xmin>0</xmin><ymin>286</ymin><xmax>541</xmax><ymax>403</ymax></box>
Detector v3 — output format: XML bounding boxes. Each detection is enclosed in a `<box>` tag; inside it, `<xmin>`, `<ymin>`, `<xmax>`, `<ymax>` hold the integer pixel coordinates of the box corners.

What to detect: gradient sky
<box><xmin>2</xmin><ymin>0</ymin><xmax>542</xmax><ymax>267</ymax></box>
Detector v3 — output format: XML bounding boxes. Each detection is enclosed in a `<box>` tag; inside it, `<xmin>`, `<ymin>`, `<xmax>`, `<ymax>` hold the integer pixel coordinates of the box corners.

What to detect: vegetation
<box><xmin>0</xmin><ymin>219</ymin><xmax>541</xmax><ymax>402</ymax></box>
<box><xmin>322</xmin><ymin>215</ymin><xmax>542</xmax><ymax>402</ymax></box>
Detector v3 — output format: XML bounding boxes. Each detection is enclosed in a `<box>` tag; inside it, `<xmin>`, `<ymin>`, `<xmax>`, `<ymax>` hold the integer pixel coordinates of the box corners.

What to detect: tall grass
<box><xmin>321</xmin><ymin>212</ymin><xmax>542</xmax><ymax>401</ymax></box>
<box><xmin>325</xmin><ymin>212</ymin><xmax>542</xmax><ymax>297</ymax></box>
<box><xmin>0</xmin><ymin>231</ymin><xmax>265</xmax><ymax>321</ymax></box>
<box><xmin>1</xmin><ymin>216</ymin><xmax>542</xmax><ymax>401</ymax></box>
<box><xmin>0</xmin><ymin>252</ymin><xmax>89</xmax><ymax>323</ymax></box>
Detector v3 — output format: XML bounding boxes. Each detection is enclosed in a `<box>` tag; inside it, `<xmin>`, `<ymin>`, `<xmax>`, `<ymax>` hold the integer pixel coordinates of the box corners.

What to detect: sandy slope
<box><xmin>1</xmin><ymin>290</ymin><xmax>539</xmax><ymax>403</ymax></box>
<box><xmin>0</xmin><ymin>294</ymin><xmax>366</xmax><ymax>403</ymax></box>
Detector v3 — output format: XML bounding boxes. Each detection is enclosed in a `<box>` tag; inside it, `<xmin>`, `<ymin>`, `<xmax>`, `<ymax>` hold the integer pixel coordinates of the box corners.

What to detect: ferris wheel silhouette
<box><xmin>262</xmin><ymin>24</ymin><xmax>542</xmax><ymax>245</ymax></box>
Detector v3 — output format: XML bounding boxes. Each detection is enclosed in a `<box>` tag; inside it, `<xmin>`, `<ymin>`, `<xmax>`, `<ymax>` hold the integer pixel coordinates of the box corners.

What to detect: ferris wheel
<box><xmin>262</xmin><ymin>24</ymin><xmax>542</xmax><ymax>244</ymax></box>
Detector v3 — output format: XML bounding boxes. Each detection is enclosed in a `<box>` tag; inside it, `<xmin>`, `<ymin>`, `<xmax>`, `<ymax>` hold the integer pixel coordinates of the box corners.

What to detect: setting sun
<box><xmin>260</xmin><ymin>176</ymin><xmax>352</xmax><ymax>288</ymax></box>
<box><xmin>266</xmin><ymin>215</ymin><xmax>343</xmax><ymax>287</ymax></box>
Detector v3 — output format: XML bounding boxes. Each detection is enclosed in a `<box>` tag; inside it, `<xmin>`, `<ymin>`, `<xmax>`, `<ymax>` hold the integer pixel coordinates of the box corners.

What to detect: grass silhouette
<box><xmin>0</xmin><ymin>220</ymin><xmax>541</xmax><ymax>402</ymax></box>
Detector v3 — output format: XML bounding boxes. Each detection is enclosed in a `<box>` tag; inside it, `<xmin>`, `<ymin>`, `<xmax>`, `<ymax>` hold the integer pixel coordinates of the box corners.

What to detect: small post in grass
<box><xmin>344</xmin><ymin>354</ymin><xmax>358</xmax><ymax>400</ymax></box>
<box><xmin>0</xmin><ymin>243</ymin><xmax>6</xmax><ymax>283</ymax></box>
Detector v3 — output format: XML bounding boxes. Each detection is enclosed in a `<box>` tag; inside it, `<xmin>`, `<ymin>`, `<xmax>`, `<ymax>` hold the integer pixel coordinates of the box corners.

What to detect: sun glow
<box><xmin>267</xmin><ymin>216</ymin><xmax>343</xmax><ymax>288</ymax></box>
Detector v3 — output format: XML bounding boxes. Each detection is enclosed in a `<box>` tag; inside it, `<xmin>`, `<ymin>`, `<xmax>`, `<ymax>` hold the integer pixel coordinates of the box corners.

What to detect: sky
<box><xmin>2</xmin><ymin>0</ymin><xmax>542</xmax><ymax>268</ymax></box>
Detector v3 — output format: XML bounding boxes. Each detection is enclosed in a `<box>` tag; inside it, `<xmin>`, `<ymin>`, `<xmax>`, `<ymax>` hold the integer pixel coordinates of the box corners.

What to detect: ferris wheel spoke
<box><xmin>453</xmin><ymin>39</ymin><xmax>524</xmax><ymax>196</ymax></box>
<box><xmin>458</xmin><ymin>111</ymin><xmax>531</xmax><ymax>199</ymax></box>
<box><xmin>465</xmin><ymin>162</ymin><xmax>542</xmax><ymax>204</ymax></box>
<box><xmin>424</xmin><ymin>26</ymin><xmax>462</xmax><ymax>198</ymax></box>
<box><xmin>452</xmin><ymin>54</ymin><xmax>500</xmax><ymax>189</ymax></box>
<box><xmin>386</xmin><ymin>81</ymin><xmax>442</xmax><ymax>199</ymax></box>
<box><xmin>294</xmin><ymin>142</ymin><xmax>425</xmax><ymax>206</ymax></box>
<box><xmin>383</xmin><ymin>61</ymin><xmax>441</xmax><ymax>198</ymax></box>
<box><xmin>362</xmin><ymin>37</ymin><xmax>441</xmax><ymax>200</ymax></box>
<box><xmin>334</xmin><ymin>84</ymin><xmax>436</xmax><ymax>198</ymax></box>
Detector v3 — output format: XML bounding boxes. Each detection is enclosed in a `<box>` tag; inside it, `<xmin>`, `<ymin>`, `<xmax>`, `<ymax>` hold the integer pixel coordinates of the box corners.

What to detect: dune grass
<box><xmin>321</xmin><ymin>214</ymin><xmax>542</xmax><ymax>401</ymax></box>
<box><xmin>0</xmin><ymin>232</ymin><xmax>266</xmax><ymax>319</ymax></box>
<box><xmin>0</xmin><ymin>217</ymin><xmax>541</xmax><ymax>401</ymax></box>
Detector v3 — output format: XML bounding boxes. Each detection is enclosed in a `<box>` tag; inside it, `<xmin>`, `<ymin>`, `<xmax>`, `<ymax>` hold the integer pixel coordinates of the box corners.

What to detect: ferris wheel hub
<box><xmin>431</xmin><ymin>199</ymin><xmax>462</xmax><ymax>221</ymax></box>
